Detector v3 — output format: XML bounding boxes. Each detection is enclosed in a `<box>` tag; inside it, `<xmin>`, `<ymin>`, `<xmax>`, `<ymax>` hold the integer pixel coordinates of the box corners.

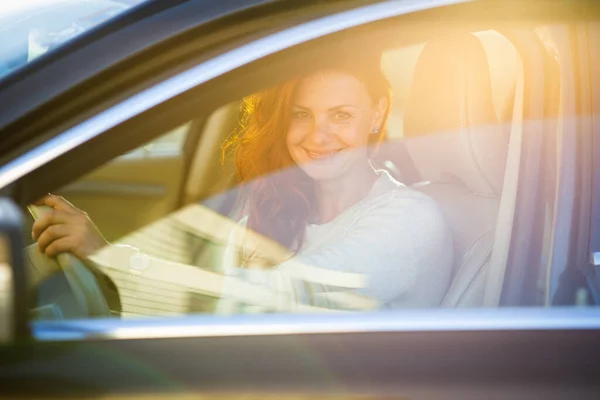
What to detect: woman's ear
<box><xmin>372</xmin><ymin>96</ymin><xmax>388</xmax><ymax>130</ymax></box>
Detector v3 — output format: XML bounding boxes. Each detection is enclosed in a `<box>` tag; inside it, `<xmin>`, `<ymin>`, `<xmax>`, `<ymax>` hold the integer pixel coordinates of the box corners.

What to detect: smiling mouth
<box><xmin>304</xmin><ymin>149</ymin><xmax>342</xmax><ymax>159</ymax></box>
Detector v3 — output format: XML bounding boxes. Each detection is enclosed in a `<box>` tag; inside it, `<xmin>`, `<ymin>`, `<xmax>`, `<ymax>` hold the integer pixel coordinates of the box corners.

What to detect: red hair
<box><xmin>223</xmin><ymin>59</ymin><xmax>392</xmax><ymax>262</ymax></box>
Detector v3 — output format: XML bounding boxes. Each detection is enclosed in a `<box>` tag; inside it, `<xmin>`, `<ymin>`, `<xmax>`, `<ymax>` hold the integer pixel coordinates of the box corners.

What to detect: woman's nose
<box><xmin>309</xmin><ymin>120</ymin><xmax>332</xmax><ymax>144</ymax></box>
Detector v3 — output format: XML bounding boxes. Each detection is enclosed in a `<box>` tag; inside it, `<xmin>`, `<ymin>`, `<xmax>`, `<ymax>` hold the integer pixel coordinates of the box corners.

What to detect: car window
<box><xmin>120</xmin><ymin>122</ymin><xmax>190</xmax><ymax>160</ymax></box>
<box><xmin>19</xmin><ymin>16</ymin><xmax>586</xmax><ymax>322</ymax></box>
<box><xmin>0</xmin><ymin>0</ymin><xmax>149</xmax><ymax>80</ymax></box>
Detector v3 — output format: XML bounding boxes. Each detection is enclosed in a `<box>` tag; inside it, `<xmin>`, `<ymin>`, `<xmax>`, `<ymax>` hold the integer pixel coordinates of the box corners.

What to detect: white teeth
<box><xmin>307</xmin><ymin>150</ymin><xmax>338</xmax><ymax>158</ymax></box>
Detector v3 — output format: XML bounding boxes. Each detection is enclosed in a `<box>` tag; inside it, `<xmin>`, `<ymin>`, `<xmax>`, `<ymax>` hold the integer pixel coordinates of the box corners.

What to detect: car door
<box><xmin>1</xmin><ymin>0</ymin><xmax>600</xmax><ymax>398</ymax></box>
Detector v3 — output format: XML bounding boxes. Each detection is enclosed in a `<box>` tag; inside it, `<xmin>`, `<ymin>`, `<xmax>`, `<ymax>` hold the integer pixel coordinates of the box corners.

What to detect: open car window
<box><xmin>4</xmin><ymin>0</ymin><xmax>592</xmax><ymax>325</ymax></box>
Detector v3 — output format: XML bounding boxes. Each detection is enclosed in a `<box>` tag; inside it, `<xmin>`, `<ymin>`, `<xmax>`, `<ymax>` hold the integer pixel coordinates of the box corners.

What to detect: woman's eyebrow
<box><xmin>291</xmin><ymin>104</ymin><xmax>360</xmax><ymax>110</ymax></box>
<box><xmin>329</xmin><ymin>104</ymin><xmax>360</xmax><ymax>111</ymax></box>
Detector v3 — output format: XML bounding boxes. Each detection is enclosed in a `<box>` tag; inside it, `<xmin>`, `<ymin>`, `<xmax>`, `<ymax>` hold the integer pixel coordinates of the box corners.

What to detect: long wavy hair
<box><xmin>222</xmin><ymin>55</ymin><xmax>392</xmax><ymax>262</ymax></box>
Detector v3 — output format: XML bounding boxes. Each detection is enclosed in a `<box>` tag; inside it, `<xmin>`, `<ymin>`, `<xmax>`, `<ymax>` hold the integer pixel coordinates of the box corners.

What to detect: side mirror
<box><xmin>0</xmin><ymin>198</ymin><xmax>29</xmax><ymax>342</ymax></box>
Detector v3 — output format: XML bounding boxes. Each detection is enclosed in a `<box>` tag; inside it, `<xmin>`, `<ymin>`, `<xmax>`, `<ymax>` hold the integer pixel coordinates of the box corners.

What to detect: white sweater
<box><xmin>90</xmin><ymin>171</ymin><xmax>453</xmax><ymax>315</ymax></box>
<box><xmin>217</xmin><ymin>171</ymin><xmax>453</xmax><ymax>313</ymax></box>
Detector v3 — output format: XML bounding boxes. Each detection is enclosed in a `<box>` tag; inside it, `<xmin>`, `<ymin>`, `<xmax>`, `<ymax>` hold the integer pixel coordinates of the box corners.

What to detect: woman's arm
<box><xmin>33</xmin><ymin>191</ymin><xmax>453</xmax><ymax>312</ymax></box>
<box><xmin>221</xmin><ymin>191</ymin><xmax>453</xmax><ymax>311</ymax></box>
<box><xmin>293</xmin><ymin>191</ymin><xmax>452</xmax><ymax>305</ymax></box>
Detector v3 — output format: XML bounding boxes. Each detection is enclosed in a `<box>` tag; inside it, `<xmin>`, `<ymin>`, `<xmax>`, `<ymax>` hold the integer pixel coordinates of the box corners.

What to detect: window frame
<box><xmin>497</xmin><ymin>28</ymin><xmax>561</xmax><ymax>306</ymax></box>
<box><xmin>0</xmin><ymin>0</ymin><xmax>598</xmax><ymax>341</ymax></box>
<box><xmin>584</xmin><ymin>22</ymin><xmax>600</xmax><ymax>304</ymax></box>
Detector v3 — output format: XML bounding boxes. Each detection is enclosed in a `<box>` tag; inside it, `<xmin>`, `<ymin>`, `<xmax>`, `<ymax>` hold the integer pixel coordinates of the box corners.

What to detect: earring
<box><xmin>372</xmin><ymin>127</ymin><xmax>380</xmax><ymax>135</ymax></box>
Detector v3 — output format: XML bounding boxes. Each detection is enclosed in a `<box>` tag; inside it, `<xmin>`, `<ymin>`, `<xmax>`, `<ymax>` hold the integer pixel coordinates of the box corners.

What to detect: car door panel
<box><xmin>3</xmin><ymin>318</ymin><xmax>600</xmax><ymax>398</ymax></box>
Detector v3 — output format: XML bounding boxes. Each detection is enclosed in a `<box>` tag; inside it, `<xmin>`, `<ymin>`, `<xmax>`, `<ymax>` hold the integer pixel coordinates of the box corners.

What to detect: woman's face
<box><xmin>286</xmin><ymin>70</ymin><xmax>386</xmax><ymax>182</ymax></box>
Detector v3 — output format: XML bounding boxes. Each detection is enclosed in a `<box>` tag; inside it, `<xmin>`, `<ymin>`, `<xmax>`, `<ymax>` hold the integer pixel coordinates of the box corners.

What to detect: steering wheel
<box><xmin>24</xmin><ymin>205</ymin><xmax>119</xmax><ymax>320</ymax></box>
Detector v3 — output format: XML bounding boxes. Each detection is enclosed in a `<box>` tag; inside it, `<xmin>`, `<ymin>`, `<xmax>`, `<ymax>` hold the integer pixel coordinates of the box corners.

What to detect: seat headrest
<box><xmin>403</xmin><ymin>33</ymin><xmax>508</xmax><ymax>195</ymax></box>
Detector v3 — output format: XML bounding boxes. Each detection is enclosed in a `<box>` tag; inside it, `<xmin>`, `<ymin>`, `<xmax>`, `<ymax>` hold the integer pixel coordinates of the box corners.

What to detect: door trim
<box><xmin>33</xmin><ymin>308</ymin><xmax>600</xmax><ymax>342</ymax></box>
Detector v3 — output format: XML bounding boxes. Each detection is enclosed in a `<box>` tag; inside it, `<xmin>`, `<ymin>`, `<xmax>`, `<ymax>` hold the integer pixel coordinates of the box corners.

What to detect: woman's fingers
<box><xmin>36</xmin><ymin>224</ymin><xmax>70</xmax><ymax>254</ymax></box>
<box><xmin>36</xmin><ymin>216</ymin><xmax>107</xmax><ymax>259</ymax></box>
<box><xmin>44</xmin><ymin>236</ymin><xmax>78</xmax><ymax>259</ymax></box>
<box><xmin>34</xmin><ymin>194</ymin><xmax>78</xmax><ymax>213</ymax></box>
<box><xmin>32</xmin><ymin>209</ymin><xmax>73</xmax><ymax>240</ymax></box>
<box><xmin>31</xmin><ymin>195</ymin><xmax>108</xmax><ymax>259</ymax></box>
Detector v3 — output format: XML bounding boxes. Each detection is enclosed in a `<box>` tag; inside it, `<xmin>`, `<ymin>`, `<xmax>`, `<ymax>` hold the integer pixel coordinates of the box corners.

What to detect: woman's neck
<box><xmin>314</xmin><ymin>162</ymin><xmax>378</xmax><ymax>224</ymax></box>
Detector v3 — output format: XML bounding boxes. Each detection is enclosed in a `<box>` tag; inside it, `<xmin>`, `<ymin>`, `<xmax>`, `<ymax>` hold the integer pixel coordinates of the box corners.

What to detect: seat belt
<box><xmin>482</xmin><ymin>58</ymin><xmax>525</xmax><ymax>306</ymax></box>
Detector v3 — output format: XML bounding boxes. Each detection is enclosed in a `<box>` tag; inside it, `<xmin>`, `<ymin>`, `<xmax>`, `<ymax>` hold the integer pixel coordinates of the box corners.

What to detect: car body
<box><xmin>0</xmin><ymin>0</ymin><xmax>599</xmax><ymax>398</ymax></box>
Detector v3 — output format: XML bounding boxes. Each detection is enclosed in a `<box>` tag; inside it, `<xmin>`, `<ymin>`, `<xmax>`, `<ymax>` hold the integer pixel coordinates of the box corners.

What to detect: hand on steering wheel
<box><xmin>28</xmin><ymin>195</ymin><xmax>118</xmax><ymax>319</ymax></box>
<box><xmin>31</xmin><ymin>194</ymin><xmax>108</xmax><ymax>259</ymax></box>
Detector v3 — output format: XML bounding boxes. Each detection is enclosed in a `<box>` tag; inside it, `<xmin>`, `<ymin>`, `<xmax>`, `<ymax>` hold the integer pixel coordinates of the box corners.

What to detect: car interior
<box><xmin>398</xmin><ymin>32</ymin><xmax>512</xmax><ymax>308</ymax></box>
<box><xmin>22</xmin><ymin>25</ymin><xmax>562</xmax><ymax>319</ymax></box>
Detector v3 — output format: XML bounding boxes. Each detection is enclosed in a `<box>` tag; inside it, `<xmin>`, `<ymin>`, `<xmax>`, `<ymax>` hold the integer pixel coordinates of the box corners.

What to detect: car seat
<box><xmin>402</xmin><ymin>33</ymin><xmax>510</xmax><ymax>307</ymax></box>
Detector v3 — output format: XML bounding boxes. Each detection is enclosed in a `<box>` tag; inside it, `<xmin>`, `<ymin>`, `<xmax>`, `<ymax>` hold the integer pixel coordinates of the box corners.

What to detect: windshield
<box><xmin>0</xmin><ymin>0</ymin><xmax>149</xmax><ymax>80</ymax></box>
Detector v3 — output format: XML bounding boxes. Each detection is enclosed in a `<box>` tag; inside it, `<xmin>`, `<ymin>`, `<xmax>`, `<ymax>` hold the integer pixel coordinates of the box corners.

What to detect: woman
<box><xmin>31</xmin><ymin>53</ymin><xmax>453</xmax><ymax>311</ymax></box>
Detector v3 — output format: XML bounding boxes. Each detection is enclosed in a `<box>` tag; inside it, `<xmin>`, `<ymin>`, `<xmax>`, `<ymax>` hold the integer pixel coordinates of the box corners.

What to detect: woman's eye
<box><xmin>333</xmin><ymin>111</ymin><xmax>352</xmax><ymax>121</ymax></box>
<box><xmin>293</xmin><ymin>111</ymin><xmax>310</xmax><ymax>120</ymax></box>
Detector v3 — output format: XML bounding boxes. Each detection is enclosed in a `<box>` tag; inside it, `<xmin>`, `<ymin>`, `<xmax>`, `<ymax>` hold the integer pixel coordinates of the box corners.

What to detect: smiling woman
<box><xmin>30</xmin><ymin>49</ymin><xmax>454</xmax><ymax>313</ymax></box>
<box><xmin>210</xmin><ymin>53</ymin><xmax>453</xmax><ymax>312</ymax></box>
<box><xmin>223</xmin><ymin>52</ymin><xmax>393</xmax><ymax>252</ymax></box>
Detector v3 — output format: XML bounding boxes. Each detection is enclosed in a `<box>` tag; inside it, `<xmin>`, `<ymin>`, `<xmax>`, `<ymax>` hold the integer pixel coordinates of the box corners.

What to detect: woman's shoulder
<box><xmin>358</xmin><ymin>171</ymin><xmax>452</xmax><ymax>247</ymax></box>
<box><xmin>365</xmin><ymin>170</ymin><xmax>440</xmax><ymax>210</ymax></box>
<box><xmin>354</xmin><ymin>170</ymin><xmax>450</xmax><ymax>237</ymax></box>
